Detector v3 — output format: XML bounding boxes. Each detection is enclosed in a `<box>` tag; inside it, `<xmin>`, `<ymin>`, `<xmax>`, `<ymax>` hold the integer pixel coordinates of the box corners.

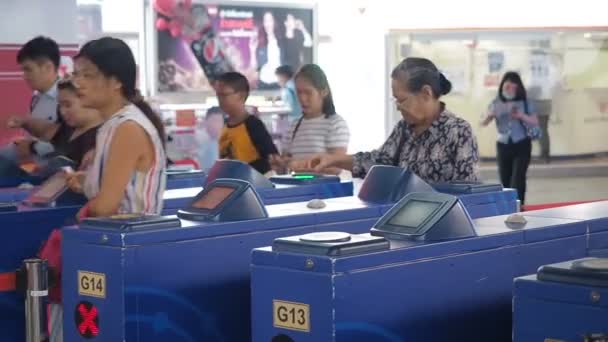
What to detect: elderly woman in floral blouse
<box><xmin>294</xmin><ymin>57</ymin><xmax>479</xmax><ymax>183</ymax></box>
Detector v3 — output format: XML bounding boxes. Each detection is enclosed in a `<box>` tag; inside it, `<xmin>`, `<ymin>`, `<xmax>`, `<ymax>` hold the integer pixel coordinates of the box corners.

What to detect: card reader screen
<box><xmin>192</xmin><ymin>186</ymin><xmax>235</xmax><ymax>210</ymax></box>
<box><xmin>387</xmin><ymin>200</ymin><xmax>442</xmax><ymax>230</ymax></box>
<box><xmin>31</xmin><ymin>173</ymin><xmax>67</xmax><ymax>199</ymax></box>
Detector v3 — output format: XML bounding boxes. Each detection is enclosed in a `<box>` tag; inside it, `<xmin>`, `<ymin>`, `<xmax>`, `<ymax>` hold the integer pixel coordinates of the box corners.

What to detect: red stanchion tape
<box><xmin>0</xmin><ymin>272</ymin><xmax>16</xmax><ymax>292</ymax></box>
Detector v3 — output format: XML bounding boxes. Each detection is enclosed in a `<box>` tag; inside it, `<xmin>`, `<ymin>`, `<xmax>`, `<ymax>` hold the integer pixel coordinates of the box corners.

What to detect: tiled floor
<box><xmin>481</xmin><ymin>157</ymin><xmax>608</xmax><ymax>204</ymax></box>
<box><xmin>519</xmin><ymin>176</ymin><xmax>608</xmax><ymax>205</ymax></box>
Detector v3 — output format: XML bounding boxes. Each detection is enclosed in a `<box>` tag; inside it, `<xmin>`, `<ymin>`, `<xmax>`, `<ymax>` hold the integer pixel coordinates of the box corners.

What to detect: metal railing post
<box><xmin>23</xmin><ymin>258</ymin><xmax>49</xmax><ymax>342</ymax></box>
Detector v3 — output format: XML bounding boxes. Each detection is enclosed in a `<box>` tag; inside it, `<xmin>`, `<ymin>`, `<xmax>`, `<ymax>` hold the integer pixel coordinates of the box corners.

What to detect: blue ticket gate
<box><xmin>513</xmin><ymin>258</ymin><xmax>608</xmax><ymax>341</ymax></box>
<box><xmin>60</xmin><ymin>166</ymin><xmax>452</xmax><ymax>342</ymax></box>
<box><xmin>0</xmin><ymin>160</ymin><xmax>351</xmax><ymax>341</ymax></box>
<box><xmin>250</xmin><ymin>198</ymin><xmax>608</xmax><ymax>342</ymax></box>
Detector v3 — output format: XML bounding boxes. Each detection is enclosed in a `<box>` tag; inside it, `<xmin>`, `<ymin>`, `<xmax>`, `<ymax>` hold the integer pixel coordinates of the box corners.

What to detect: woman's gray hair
<box><xmin>391</xmin><ymin>57</ymin><xmax>452</xmax><ymax>98</ymax></box>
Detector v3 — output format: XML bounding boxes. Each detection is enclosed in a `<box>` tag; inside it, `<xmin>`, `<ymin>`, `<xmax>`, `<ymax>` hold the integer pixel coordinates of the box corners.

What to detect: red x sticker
<box><xmin>75</xmin><ymin>301</ymin><xmax>99</xmax><ymax>339</ymax></box>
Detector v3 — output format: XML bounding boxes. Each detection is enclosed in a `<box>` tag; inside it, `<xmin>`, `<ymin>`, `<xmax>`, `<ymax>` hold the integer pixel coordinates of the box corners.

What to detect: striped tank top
<box><xmin>83</xmin><ymin>104</ymin><xmax>166</xmax><ymax>215</ymax></box>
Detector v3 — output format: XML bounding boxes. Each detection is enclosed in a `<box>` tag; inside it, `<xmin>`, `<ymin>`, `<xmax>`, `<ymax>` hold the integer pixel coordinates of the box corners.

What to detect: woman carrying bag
<box><xmin>482</xmin><ymin>71</ymin><xmax>540</xmax><ymax>205</ymax></box>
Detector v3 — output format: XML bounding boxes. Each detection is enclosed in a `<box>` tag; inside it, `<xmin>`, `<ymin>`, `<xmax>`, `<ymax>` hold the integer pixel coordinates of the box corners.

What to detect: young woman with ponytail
<box><xmin>68</xmin><ymin>37</ymin><xmax>166</xmax><ymax>219</ymax></box>
<box><xmin>295</xmin><ymin>57</ymin><xmax>480</xmax><ymax>183</ymax></box>
<box><xmin>40</xmin><ymin>37</ymin><xmax>168</xmax><ymax>341</ymax></box>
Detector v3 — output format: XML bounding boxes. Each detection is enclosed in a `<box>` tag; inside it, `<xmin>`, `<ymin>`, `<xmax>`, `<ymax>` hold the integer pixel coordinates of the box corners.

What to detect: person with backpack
<box><xmin>482</xmin><ymin>71</ymin><xmax>540</xmax><ymax>205</ymax></box>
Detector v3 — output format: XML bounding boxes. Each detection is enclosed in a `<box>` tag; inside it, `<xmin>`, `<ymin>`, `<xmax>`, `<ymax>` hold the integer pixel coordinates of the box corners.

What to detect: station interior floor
<box><xmin>482</xmin><ymin>156</ymin><xmax>608</xmax><ymax>205</ymax></box>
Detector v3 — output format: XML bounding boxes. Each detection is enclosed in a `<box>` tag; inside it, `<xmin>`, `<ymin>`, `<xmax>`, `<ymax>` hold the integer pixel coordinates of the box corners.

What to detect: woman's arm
<box><xmin>481</xmin><ymin>112</ymin><xmax>496</xmax><ymax>127</ymax></box>
<box><xmin>316</xmin><ymin>147</ymin><xmax>348</xmax><ymax>175</ymax></box>
<box><xmin>8</xmin><ymin>116</ymin><xmax>59</xmax><ymax>141</ymax></box>
<box><xmin>481</xmin><ymin>101</ymin><xmax>497</xmax><ymax>127</ymax></box>
<box><xmin>303</xmin><ymin>153</ymin><xmax>353</xmax><ymax>172</ymax></box>
<box><xmin>516</xmin><ymin>112</ymin><xmax>539</xmax><ymax>126</ymax></box>
<box><xmin>85</xmin><ymin>121</ymin><xmax>149</xmax><ymax>217</ymax></box>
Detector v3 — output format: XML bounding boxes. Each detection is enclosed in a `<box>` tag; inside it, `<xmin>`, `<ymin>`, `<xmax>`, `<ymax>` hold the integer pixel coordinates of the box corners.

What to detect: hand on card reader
<box><xmin>22</xmin><ymin>171</ymin><xmax>87</xmax><ymax>207</ymax></box>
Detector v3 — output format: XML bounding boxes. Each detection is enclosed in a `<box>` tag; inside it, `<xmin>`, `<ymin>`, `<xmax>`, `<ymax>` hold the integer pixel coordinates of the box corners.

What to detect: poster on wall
<box><xmin>154</xmin><ymin>0</ymin><xmax>314</xmax><ymax>93</ymax></box>
<box><xmin>484</xmin><ymin>51</ymin><xmax>504</xmax><ymax>88</ymax></box>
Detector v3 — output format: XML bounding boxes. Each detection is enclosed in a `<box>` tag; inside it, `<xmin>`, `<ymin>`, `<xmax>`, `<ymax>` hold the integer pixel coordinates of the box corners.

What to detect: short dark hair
<box><xmin>275</xmin><ymin>65</ymin><xmax>294</xmax><ymax>79</ymax></box>
<box><xmin>498</xmin><ymin>71</ymin><xmax>527</xmax><ymax>102</ymax></box>
<box><xmin>57</xmin><ymin>78</ymin><xmax>77</xmax><ymax>92</ymax></box>
<box><xmin>391</xmin><ymin>57</ymin><xmax>452</xmax><ymax>99</ymax></box>
<box><xmin>217</xmin><ymin>72</ymin><xmax>250</xmax><ymax>99</ymax></box>
<box><xmin>17</xmin><ymin>36</ymin><xmax>60</xmax><ymax>69</ymax></box>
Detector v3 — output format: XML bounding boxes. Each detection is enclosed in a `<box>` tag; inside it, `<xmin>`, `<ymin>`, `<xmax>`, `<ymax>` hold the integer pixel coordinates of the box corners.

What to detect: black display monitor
<box><xmin>191</xmin><ymin>186</ymin><xmax>236</xmax><ymax>210</ymax></box>
<box><xmin>385</xmin><ymin>200</ymin><xmax>444</xmax><ymax>233</ymax></box>
<box><xmin>357</xmin><ymin>165</ymin><xmax>435</xmax><ymax>204</ymax></box>
<box><xmin>177</xmin><ymin>179</ymin><xmax>268</xmax><ymax>222</ymax></box>
<box><xmin>205</xmin><ymin>160</ymin><xmax>274</xmax><ymax>189</ymax></box>
<box><xmin>371</xmin><ymin>192</ymin><xmax>476</xmax><ymax>241</ymax></box>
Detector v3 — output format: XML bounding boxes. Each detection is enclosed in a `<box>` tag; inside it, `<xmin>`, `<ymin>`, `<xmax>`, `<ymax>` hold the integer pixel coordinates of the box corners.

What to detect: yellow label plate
<box><xmin>545</xmin><ymin>339</ymin><xmax>566</xmax><ymax>342</ymax></box>
<box><xmin>78</xmin><ymin>271</ymin><xmax>106</xmax><ymax>299</ymax></box>
<box><xmin>273</xmin><ymin>300</ymin><xmax>310</xmax><ymax>332</ymax></box>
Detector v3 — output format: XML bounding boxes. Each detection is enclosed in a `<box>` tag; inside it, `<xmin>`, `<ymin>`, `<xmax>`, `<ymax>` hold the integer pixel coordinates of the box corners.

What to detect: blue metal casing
<box><xmin>431</xmin><ymin>180</ymin><xmax>504</xmax><ymax>194</ymax></box>
<box><xmin>6</xmin><ymin>164</ymin><xmax>514</xmax><ymax>340</ymax></box>
<box><xmin>60</xmin><ymin>168</ymin><xmax>485</xmax><ymax>341</ymax></box>
<box><xmin>513</xmin><ymin>258</ymin><xmax>608</xmax><ymax>341</ymax></box>
<box><xmin>165</xmin><ymin>169</ymin><xmax>207</xmax><ymax>190</ymax></box>
<box><xmin>0</xmin><ymin>202</ymin><xmax>17</xmax><ymax>212</ymax></box>
<box><xmin>250</xmin><ymin>201</ymin><xmax>608</xmax><ymax>341</ymax></box>
<box><xmin>0</xmin><ymin>178</ymin><xmax>351</xmax><ymax>341</ymax></box>
<box><xmin>524</xmin><ymin>201</ymin><xmax>608</xmax><ymax>257</ymax></box>
<box><xmin>62</xmin><ymin>196</ymin><xmax>392</xmax><ymax>342</ymax></box>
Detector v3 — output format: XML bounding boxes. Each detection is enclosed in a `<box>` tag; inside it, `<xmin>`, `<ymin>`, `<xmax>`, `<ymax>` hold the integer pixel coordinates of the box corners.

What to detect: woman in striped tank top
<box><xmin>270</xmin><ymin>64</ymin><xmax>350</xmax><ymax>175</ymax></box>
<box><xmin>67</xmin><ymin>37</ymin><xmax>166</xmax><ymax>218</ymax></box>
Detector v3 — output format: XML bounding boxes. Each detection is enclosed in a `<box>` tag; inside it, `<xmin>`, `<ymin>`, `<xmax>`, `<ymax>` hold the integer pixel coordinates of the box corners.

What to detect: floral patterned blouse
<box><xmin>353</xmin><ymin>106</ymin><xmax>479</xmax><ymax>182</ymax></box>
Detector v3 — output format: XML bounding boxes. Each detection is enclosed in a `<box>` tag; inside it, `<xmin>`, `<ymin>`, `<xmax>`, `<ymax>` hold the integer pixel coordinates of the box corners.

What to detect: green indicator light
<box><xmin>293</xmin><ymin>175</ymin><xmax>316</xmax><ymax>180</ymax></box>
